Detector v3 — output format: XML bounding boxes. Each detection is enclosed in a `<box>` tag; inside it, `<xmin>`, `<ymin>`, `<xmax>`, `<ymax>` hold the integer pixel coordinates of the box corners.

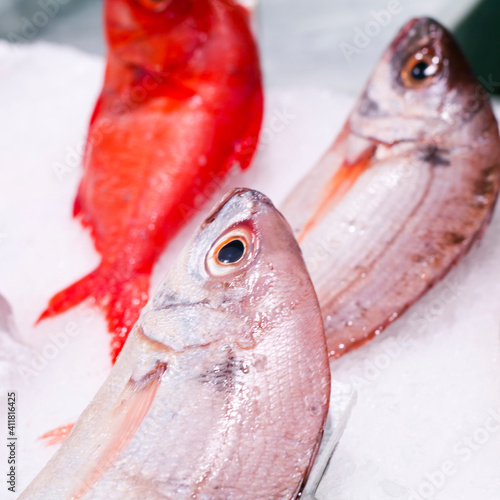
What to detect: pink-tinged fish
<box><xmin>38</xmin><ymin>0</ymin><xmax>263</xmax><ymax>362</ymax></box>
<box><xmin>22</xmin><ymin>189</ymin><xmax>330</xmax><ymax>500</ymax></box>
<box><xmin>281</xmin><ymin>17</ymin><xmax>500</xmax><ymax>359</ymax></box>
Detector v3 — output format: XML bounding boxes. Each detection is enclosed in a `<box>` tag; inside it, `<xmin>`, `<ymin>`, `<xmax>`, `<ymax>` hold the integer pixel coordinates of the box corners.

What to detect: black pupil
<box><xmin>411</xmin><ymin>61</ymin><xmax>431</xmax><ymax>80</ymax></box>
<box><xmin>217</xmin><ymin>239</ymin><xmax>245</xmax><ymax>264</ymax></box>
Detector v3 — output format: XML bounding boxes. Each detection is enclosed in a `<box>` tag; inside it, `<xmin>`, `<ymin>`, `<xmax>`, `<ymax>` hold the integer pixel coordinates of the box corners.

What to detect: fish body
<box><xmin>281</xmin><ymin>18</ymin><xmax>500</xmax><ymax>358</ymax></box>
<box><xmin>39</xmin><ymin>0</ymin><xmax>263</xmax><ymax>361</ymax></box>
<box><xmin>0</xmin><ymin>293</ymin><xmax>30</xmax><ymax>387</ymax></box>
<box><xmin>22</xmin><ymin>189</ymin><xmax>330</xmax><ymax>499</ymax></box>
<box><xmin>0</xmin><ymin>293</ymin><xmax>16</xmax><ymax>337</ymax></box>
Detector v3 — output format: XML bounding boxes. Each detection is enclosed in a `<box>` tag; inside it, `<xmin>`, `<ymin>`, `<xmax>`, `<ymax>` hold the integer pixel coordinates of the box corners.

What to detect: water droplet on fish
<box><xmin>305</xmin><ymin>395</ymin><xmax>323</xmax><ymax>416</ymax></box>
<box><xmin>237</xmin><ymin>334</ymin><xmax>256</xmax><ymax>349</ymax></box>
<box><xmin>253</xmin><ymin>354</ymin><xmax>267</xmax><ymax>372</ymax></box>
<box><xmin>374</xmin><ymin>329</ymin><xmax>381</xmax><ymax>336</ymax></box>
<box><xmin>190</xmin><ymin>94</ymin><xmax>203</xmax><ymax>107</ymax></box>
<box><xmin>348</xmin><ymin>225</ymin><xmax>356</xmax><ymax>233</ymax></box>
<box><xmin>347</xmin><ymin>321</ymin><xmax>353</xmax><ymax>327</ymax></box>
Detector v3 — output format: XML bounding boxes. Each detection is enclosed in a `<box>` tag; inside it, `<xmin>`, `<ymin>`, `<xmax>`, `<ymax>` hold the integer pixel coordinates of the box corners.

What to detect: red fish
<box><xmin>38</xmin><ymin>0</ymin><xmax>263</xmax><ymax>361</ymax></box>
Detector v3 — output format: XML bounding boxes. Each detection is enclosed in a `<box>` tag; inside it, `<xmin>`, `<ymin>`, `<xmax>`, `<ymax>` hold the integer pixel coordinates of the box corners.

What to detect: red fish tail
<box><xmin>37</xmin><ymin>264</ymin><xmax>150</xmax><ymax>362</ymax></box>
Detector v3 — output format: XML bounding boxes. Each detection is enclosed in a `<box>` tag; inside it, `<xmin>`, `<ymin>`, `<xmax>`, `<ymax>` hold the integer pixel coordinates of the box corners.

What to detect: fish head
<box><xmin>350</xmin><ymin>17</ymin><xmax>489</xmax><ymax>144</ymax></box>
<box><xmin>105</xmin><ymin>0</ymin><xmax>211</xmax><ymax>71</ymax></box>
<box><xmin>144</xmin><ymin>188</ymin><xmax>317</xmax><ymax>350</ymax></box>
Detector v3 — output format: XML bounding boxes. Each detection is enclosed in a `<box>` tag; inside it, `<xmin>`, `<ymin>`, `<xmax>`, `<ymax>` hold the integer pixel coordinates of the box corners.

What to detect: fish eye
<box><xmin>217</xmin><ymin>239</ymin><xmax>245</xmax><ymax>264</ymax></box>
<box><xmin>134</xmin><ymin>0</ymin><xmax>172</xmax><ymax>12</ymax></box>
<box><xmin>206</xmin><ymin>228</ymin><xmax>254</xmax><ymax>277</ymax></box>
<box><xmin>401</xmin><ymin>47</ymin><xmax>442</xmax><ymax>88</ymax></box>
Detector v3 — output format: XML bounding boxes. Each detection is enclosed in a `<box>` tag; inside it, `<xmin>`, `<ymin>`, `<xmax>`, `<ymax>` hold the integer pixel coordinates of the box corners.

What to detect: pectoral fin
<box><xmin>70</xmin><ymin>362</ymin><xmax>167</xmax><ymax>499</ymax></box>
<box><xmin>297</xmin><ymin>143</ymin><xmax>376</xmax><ymax>243</ymax></box>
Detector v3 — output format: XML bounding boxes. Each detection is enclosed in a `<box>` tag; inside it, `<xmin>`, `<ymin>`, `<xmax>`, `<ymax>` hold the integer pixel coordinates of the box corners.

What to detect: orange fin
<box><xmin>37</xmin><ymin>265</ymin><xmax>150</xmax><ymax>362</ymax></box>
<box><xmin>73</xmin><ymin>185</ymin><xmax>83</xmax><ymax>217</ymax></box>
<box><xmin>297</xmin><ymin>144</ymin><xmax>377</xmax><ymax>242</ymax></box>
<box><xmin>39</xmin><ymin>423</ymin><xmax>75</xmax><ymax>446</ymax></box>
<box><xmin>71</xmin><ymin>362</ymin><xmax>167</xmax><ymax>499</ymax></box>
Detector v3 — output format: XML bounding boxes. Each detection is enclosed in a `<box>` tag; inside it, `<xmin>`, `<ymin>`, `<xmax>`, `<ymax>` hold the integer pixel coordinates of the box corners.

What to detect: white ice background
<box><xmin>1</xmin><ymin>39</ymin><xmax>500</xmax><ymax>500</ymax></box>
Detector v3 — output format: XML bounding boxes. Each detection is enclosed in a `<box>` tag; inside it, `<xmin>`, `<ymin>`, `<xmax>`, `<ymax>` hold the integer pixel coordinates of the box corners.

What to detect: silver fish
<box><xmin>0</xmin><ymin>293</ymin><xmax>30</xmax><ymax>388</ymax></box>
<box><xmin>21</xmin><ymin>188</ymin><xmax>331</xmax><ymax>500</ymax></box>
<box><xmin>0</xmin><ymin>293</ymin><xmax>17</xmax><ymax>338</ymax></box>
<box><xmin>281</xmin><ymin>17</ymin><xmax>500</xmax><ymax>359</ymax></box>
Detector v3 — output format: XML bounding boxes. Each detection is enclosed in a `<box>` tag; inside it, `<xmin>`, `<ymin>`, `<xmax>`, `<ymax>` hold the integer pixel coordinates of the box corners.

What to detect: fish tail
<box><xmin>37</xmin><ymin>265</ymin><xmax>150</xmax><ymax>362</ymax></box>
